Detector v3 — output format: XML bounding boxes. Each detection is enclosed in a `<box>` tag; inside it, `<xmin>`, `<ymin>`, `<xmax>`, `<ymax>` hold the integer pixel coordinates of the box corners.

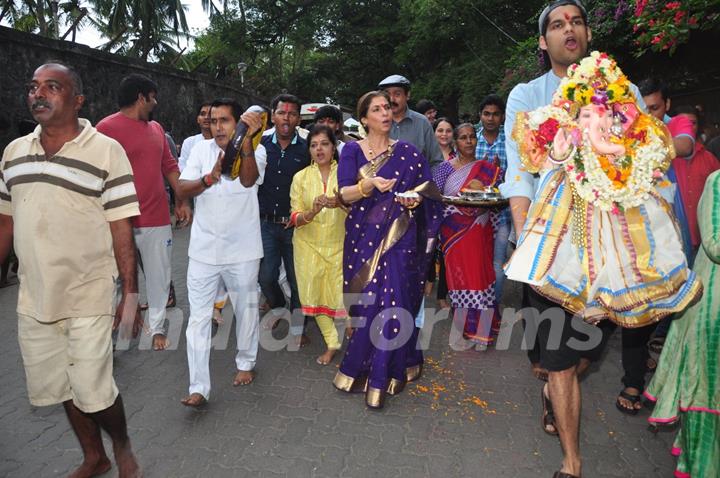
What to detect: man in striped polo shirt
<box><xmin>0</xmin><ymin>62</ymin><xmax>142</xmax><ymax>477</ymax></box>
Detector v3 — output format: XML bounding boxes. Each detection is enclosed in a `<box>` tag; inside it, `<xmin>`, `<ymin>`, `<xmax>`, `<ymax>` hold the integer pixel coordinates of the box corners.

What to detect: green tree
<box><xmin>1</xmin><ymin>0</ymin><xmax>87</xmax><ymax>38</ymax></box>
<box><xmin>88</xmin><ymin>0</ymin><xmax>190</xmax><ymax>61</ymax></box>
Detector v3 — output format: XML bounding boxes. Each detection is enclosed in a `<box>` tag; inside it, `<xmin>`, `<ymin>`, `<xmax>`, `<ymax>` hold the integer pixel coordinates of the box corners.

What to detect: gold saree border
<box><xmin>406</xmin><ymin>364</ymin><xmax>422</xmax><ymax>382</ymax></box>
<box><xmin>358</xmin><ymin>143</ymin><xmax>396</xmax><ymax>180</ymax></box>
<box><xmin>365</xmin><ymin>386</ymin><xmax>386</xmax><ymax>409</ymax></box>
<box><xmin>386</xmin><ymin>378</ymin><xmax>405</xmax><ymax>396</ymax></box>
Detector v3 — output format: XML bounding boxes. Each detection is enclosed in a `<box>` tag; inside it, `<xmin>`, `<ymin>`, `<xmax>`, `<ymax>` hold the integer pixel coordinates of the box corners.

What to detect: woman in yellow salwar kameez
<box><xmin>290</xmin><ymin>125</ymin><xmax>348</xmax><ymax>365</ymax></box>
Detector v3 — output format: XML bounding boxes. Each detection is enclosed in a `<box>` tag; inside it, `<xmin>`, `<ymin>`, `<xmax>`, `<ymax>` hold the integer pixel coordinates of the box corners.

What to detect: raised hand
<box><xmin>211</xmin><ymin>151</ymin><xmax>223</xmax><ymax>182</ymax></box>
<box><xmin>240</xmin><ymin>111</ymin><xmax>263</xmax><ymax>137</ymax></box>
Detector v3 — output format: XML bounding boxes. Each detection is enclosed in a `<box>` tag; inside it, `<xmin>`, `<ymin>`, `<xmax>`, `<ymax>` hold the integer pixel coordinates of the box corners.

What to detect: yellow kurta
<box><xmin>290</xmin><ymin>162</ymin><xmax>347</xmax><ymax>324</ymax></box>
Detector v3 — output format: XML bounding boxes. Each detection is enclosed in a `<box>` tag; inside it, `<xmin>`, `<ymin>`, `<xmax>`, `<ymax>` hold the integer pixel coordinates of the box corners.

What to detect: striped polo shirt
<box><xmin>0</xmin><ymin>119</ymin><xmax>140</xmax><ymax>322</ymax></box>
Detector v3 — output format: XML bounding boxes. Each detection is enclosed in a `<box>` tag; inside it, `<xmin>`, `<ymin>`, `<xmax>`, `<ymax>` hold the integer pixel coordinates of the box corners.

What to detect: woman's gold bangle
<box><xmin>358</xmin><ymin>179</ymin><xmax>370</xmax><ymax>198</ymax></box>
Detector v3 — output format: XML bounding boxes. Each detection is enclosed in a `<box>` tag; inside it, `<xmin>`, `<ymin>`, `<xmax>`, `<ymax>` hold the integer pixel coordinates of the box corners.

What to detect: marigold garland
<box><xmin>513</xmin><ymin>51</ymin><xmax>675</xmax><ymax>213</ymax></box>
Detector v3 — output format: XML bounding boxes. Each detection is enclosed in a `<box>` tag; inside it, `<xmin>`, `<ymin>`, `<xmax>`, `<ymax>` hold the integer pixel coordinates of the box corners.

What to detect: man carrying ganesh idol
<box><xmin>500</xmin><ymin>2</ymin><xmax>701</xmax><ymax>477</ymax></box>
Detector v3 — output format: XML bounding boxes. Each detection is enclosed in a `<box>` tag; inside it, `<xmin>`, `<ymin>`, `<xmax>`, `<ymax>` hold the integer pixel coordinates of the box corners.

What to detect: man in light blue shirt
<box><xmin>499</xmin><ymin>2</ymin><xmax>648</xmax><ymax>477</ymax></box>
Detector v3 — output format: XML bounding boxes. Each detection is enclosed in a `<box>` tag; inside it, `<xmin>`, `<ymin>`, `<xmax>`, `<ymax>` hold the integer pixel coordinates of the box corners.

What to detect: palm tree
<box><xmin>1</xmin><ymin>0</ymin><xmax>87</xmax><ymax>38</ymax></box>
<box><xmin>89</xmin><ymin>0</ymin><xmax>190</xmax><ymax>61</ymax></box>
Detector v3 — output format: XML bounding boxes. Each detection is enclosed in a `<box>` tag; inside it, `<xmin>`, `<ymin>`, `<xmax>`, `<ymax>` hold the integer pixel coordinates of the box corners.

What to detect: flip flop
<box><xmin>616</xmin><ymin>388</ymin><xmax>642</xmax><ymax>415</ymax></box>
<box><xmin>647</xmin><ymin>337</ymin><xmax>665</xmax><ymax>354</ymax></box>
<box><xmin>553</xmin><ymin>472</ymin><xmax>580</xmax><ymax>478</ymax></box>
<box><xmin>532</xmin><ymin>365</ymin><xmax>549</xmax><ymax>382</ymax></box>
<box><xmin>541</xmin><ymin>386</ymin><xmax>558</xmax><ymax>436</ymax></box>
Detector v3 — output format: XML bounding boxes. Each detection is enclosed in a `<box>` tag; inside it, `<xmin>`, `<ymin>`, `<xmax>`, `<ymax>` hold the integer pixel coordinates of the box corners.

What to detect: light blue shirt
<box><xmin>500</xmin><ymin>70</ymin><xmax>646</xmax><ymax>201</ymax></box>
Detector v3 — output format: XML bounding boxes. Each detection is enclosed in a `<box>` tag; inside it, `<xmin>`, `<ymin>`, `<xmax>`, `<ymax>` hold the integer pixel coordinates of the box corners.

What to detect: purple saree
<box><xmin>332</xmin><ymin>140</ymin><xmax>442</xmax><ymax>408</ymax></box>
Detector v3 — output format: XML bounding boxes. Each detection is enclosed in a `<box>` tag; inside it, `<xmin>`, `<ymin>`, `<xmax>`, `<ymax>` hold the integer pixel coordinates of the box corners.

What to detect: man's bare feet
<box><xmin>180</xmin><ymin>393</ymin><xmax>207</xmax><ymax>407</ymax></box>
<box><xmin>293</xmin><ymin>334</ymin><xmax>310</xmax><ymax>348</ymax></box>
<box><xmin>152</xmin><ymin>334</ymin><xmax>169</xmax><ymax>351</ymax></box>
<box><xmin>233</xmin><ymin>370</ymin><xmax>255</xmax><ymax>386</ymax></box>
<box><xmin>67</xmin><ymin>456</ymin><xmax>112</xmax><ymax>478</ymax></box>
<box><xmin>316</xmin><ymin>349</ymin><xmax>337</xmax><ymax>365</ymax></box>
<box><xmin>113</xmin><ymin>444</ymin><xmax>142</xmax><ymax>478</ymax></box>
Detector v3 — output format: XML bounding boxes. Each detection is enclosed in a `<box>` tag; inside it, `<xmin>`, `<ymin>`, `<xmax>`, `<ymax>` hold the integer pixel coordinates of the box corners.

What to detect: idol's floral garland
<box><xmin>566</xmin><ymin>123</ymin><xmax>670</xmax><ymax>213</ymax></box>
<box><xmin>514</xmin><ymin>51</ymin><xmax>674</xmax><ymax>214</ymax></box>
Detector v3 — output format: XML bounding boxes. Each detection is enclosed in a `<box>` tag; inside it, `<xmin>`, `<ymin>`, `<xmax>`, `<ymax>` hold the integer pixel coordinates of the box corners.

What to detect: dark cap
<box><xmin>538</xmin><ymin>0</ymin><xmax>588</xmax><ymax>35</ymax></box>
<box><xmin>377</xmin><ymin>74</ymin><xmax>411</xmax><ymax>91</ymax></box>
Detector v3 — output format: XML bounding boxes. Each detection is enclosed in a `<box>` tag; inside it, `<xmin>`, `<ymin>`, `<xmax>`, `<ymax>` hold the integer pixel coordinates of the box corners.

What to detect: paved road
<box><xmin>0</xmin><ymin>226</ymin><xmax>678</xmax><ymax>477</ymax></box>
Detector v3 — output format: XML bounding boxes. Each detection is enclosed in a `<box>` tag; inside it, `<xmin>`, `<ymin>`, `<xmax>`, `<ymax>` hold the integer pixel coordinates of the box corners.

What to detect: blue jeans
<box><xmin>493</xmin><ymin>210</ymin><xmax>511</xmax><ymax>304</ymax></box>
<box><xmin>259</xmin><ymin>221</ymin><xmax>301</xmax><ymax>314</ymax></box>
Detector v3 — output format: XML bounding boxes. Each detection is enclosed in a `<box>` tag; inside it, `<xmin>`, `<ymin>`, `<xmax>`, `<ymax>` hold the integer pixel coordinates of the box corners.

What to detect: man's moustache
<box><xmin>31</xmin><ymin>100</ymin><xmax>51</xmax><ymax>110</ymax></box>
<box><xmin>390</xmin><ymin>102</ymin><xmax>399</xmax><ymax>108</ymax></box>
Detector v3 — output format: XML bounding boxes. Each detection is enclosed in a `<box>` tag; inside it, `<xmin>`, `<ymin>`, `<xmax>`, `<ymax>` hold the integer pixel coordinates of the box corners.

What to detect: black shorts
<box><xmin>523</xmin><ymin>285</ymin><xmax>612</xmax><ymax>372</ymax></box>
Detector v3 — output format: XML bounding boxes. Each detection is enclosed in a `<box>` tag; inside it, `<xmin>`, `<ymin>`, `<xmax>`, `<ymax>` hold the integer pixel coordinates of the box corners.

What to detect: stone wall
<box><xmin>0</xmin><ymin>26</ymin><xmax>266</xmax><ymax>151</ymax></box>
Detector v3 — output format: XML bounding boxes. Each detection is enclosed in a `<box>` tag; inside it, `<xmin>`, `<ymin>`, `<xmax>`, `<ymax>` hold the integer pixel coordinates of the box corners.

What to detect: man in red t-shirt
<box><xmin>97</xmin><ymin>74</ymin><xmax>191</xmax><ymax>351</ymax></box>
<box><xmin>672</xmin><ymin>105</ymin><xmax>720</xmax><ymax>258</ymax></box>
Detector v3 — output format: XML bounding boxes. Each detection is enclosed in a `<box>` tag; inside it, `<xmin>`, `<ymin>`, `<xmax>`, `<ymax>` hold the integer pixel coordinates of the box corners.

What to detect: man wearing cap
<box><xmin>377</xmin><ymin>75</ymin><xmax>443</xmax><ymax>168</ymax></box>
<box><xmin>501</xmin><ymin>2</ymin><xmax>645</xmax><ymax>477</ymax></box>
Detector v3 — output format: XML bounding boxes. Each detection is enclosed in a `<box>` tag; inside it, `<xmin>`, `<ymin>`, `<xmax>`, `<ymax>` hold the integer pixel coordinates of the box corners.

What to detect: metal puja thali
<box><xmin>442</xmin><ymin>192</ymin><xmax>508</xmax><ymax>207</ymax></box>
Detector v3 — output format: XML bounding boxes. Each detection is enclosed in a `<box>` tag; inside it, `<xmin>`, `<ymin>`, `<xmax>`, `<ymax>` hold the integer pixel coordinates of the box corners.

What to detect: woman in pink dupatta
<box><xmin>432</xmin><ymin>123</ymin><xmax>501</xmax><ymax>344</ymax></box>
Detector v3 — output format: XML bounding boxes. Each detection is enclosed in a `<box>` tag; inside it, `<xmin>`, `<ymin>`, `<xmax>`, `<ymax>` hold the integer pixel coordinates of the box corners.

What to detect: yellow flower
<box><xmin>606</xmin><ymin>83</ymin><xmax>626</xmax><ymax>102</ymax></box>
<box><xmin>576</xmin><ymin>86</ymin><xmax>594</xmax><ymax>105</ymax></box>
<box><xmin>563</xmin><ymin>82</ymin><xmax>577</xmax><ymax>101</ymax></box>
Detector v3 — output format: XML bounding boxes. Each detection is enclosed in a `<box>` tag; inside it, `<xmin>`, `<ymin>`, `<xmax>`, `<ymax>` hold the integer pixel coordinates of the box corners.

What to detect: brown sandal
<box><xmin>541</xmin><ymin>386</ymin><xmax>558</xmax><ymax>436</ymax></box>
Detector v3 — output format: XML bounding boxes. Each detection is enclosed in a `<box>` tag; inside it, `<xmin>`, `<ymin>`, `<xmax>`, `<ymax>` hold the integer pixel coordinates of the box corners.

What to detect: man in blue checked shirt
<box><xmin>475</xmin><ymin>94</ymin><xmax>510</xmax><ymax>307</ymax></box>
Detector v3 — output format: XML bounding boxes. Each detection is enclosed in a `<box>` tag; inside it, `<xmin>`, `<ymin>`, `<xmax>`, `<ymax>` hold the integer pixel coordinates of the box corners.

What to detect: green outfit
<box><xmin>645</xmin><ymin>170</ymin><xmax>720</xmax><ymax>478</ymax></box>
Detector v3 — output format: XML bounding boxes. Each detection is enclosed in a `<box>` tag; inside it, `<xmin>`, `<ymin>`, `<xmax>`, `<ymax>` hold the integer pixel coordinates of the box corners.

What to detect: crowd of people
<box><xmin>1</xmin><ymin>0</ymin><xmax>719</xmax><ymax>477</ymax></box>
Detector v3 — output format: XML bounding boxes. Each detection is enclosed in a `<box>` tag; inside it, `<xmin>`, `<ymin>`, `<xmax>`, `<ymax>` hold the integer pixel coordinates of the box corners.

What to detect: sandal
<box><xmin>532</xmin><ymin>364</ymin><xmax>549</xmax><ymax>382</ymax></box>
<box><xmin>552</xmin><ymin>472</ymin><xmax>580</xmax><ymax>478</ymax></box>
<box><xmin>647</xmin><ymin>337</ymin><xmax>665</xmax><ymax>354</ymax></box>
<box><xmin>646</xmin><ymin>357</ymin><xmax>657</xmax><ymax>372</ymax></box>
<box><xmin>615</xmin><ymin>388</ymin><xmax>642</xmax><ymax>415</ymax></box>
<box><xmin>541</xmin><ymin>386</ymin><xmax>558</xmax><ymax>436</ymax></box>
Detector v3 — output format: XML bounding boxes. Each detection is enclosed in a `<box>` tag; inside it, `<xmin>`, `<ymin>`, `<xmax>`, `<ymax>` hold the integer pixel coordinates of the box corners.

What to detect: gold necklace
<box><xmin>367</xmin><ymin>139</ymin><xmax>388</xmax><ymax>159</ymax></box>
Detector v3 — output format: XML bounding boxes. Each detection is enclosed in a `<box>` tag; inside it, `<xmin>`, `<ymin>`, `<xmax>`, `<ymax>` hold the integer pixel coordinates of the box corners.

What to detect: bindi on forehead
<box><xmin>564</xmin><ymin>12</ymin><xmax>571</xmax><ymax>21</ymax></box>
<box><xmin>277</xmin><ymin>102</ymin><xmax>297</xmax><ymax>113</ymax></box>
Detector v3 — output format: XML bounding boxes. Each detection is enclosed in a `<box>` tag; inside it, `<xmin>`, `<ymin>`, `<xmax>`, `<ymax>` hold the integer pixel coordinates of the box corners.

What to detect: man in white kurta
<box><xmin>178</xmin><ymin>99</ymin><xmax>267</xmax><ymax>405</ymax></box>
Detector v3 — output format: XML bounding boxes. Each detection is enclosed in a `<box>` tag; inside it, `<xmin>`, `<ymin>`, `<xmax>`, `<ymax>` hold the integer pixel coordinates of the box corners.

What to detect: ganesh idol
<box><xmin>505</xmin><ymin>51</ymin><xmax>702</xmax><ymax>328</ymax></box>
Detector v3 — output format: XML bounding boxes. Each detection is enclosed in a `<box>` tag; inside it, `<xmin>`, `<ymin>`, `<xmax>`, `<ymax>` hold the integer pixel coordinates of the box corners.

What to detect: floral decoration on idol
<box><xmin>513</xmin><ymin>51</ymin><xmax>674</xmax><ymax>214</ymax></box>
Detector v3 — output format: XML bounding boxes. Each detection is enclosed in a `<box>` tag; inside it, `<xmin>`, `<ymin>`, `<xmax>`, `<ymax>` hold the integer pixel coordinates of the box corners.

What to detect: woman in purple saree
<box><xmin>332</xmin><ymin>91</ymin><xmax>442</xmax><ymax>409</ymax></box>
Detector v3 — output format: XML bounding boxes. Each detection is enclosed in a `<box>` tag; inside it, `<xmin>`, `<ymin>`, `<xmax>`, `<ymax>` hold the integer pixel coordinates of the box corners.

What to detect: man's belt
<box><xmin>260</xmin><ymin>213</ymin><xmax>290</xmax><ymax>224</ymax></box>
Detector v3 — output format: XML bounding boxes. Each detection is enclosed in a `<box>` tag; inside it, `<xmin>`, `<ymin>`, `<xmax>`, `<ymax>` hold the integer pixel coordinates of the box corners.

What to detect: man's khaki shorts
<box><xmin>17</xmin><ymin>314</ymin><xmax>119</xmax><ymax>413</ymax></box>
